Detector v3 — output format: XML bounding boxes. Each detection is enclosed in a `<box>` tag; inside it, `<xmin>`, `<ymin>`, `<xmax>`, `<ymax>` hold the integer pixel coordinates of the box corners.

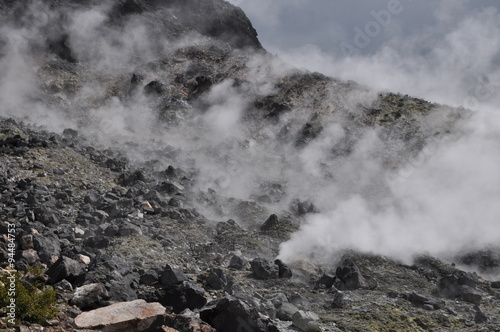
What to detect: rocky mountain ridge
<box><xmin>0</xmin><ymin>0</ymin><xmax>499</xmax><ymax>331</ymax></box>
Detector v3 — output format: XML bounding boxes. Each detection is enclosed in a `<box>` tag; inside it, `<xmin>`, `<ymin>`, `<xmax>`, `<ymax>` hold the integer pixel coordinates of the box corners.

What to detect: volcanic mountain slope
<box><xmin>1</xmin><ymin>0</ymin><xmax>500</xmax><ymax>331</ymax></box>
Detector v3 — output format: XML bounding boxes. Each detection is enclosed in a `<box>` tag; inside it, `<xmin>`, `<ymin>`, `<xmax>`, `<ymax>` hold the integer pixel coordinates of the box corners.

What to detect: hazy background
<box><xmin>1</xmin><ymin>0</ymin><xmax>500</xmax><ymax>270</ymax></box>
<box><xmin>229</xmin><ymin>0</ymin><xmax>500</xmax><ymax>111</ymax></box>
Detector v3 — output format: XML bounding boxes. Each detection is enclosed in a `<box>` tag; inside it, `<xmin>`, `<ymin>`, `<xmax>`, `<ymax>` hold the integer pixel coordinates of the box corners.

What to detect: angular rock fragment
<box><xmin>335</xmin><ymin>259</ymin><xmax>370</xmax><ymax>290</ymax></box>
<box><xmin>74</xmin><ymin>299</ymin><xmax>166</xmax><ymax>332</ymax></box>
<box><xmin>70</xmin><ymin>283</ymin><xmax>109</xmax><ymax>310</ymax></box>
<box><xmin>474</xmin><ymin>306</ymin><xmax>488</xmax><ymax>324</ymax></box>
<box><xmin>438</xmin><ymin>272</ymin><xmax>481</xmax><ymax>304</ymax></box>
<box><xmin>161</xmin><ymin>264</ymin><xmax>187</xmax><ymax>287</ymax></box>
<box><xmin>459</xmin><ymin>285</ymin><xmax>482</xmax><ymax>305</ymax></box>
<box><xmin>315</xmin><ymin>273</ymin><xmax>335</xmax><ymax>289</ymax></box>
<box><xmin>274</xmin><ymin>259</ymin><xmax>292</xmax><ymax>279</ymax></box>
<box><xmin>250</xmin><ymin>258</ymin><xmax>279</xmax><ymax>280</ymax></box>
<box><xmin>164</xmin><ymin>310</ymin><xmax>216</xmax><ymax>332</ymax></box>
<box><xmin>228</xmin><ymin>254</ymin><xmax>246</xmax><ymax>270</ymax></box>
<box><xmin>205</xmin><ymin>268</ymin><xmax>233</xmax><ymax>293</ymax></box>
<box><xmin>276</xmin><ymin>302</ymin><xmax>299</xmax><ymax>321</ymax></box>
<box><xmin>200</xmin><ymin>296</ymin><xmax>270</xmax><ymax>332</ymax></box>
<box><xmin>47</xmin><ymin>256</ymin><xmax>85</xmax><ymax>286</ymax></box>
<box><xmin>407</xmin><ymin>292</ymin><xmax>445</xmax><ymax>310</ymax></box>
<box><xmin>260</xmin><ymin>214</ymin><xmax>279</xmax><ymax>231</ymax></box>
<box><xmin>331</xmin><ymin>289</ymin><xmax>348</xmax><ymax>308</ymax></box>
<box><xmin>159</xmin><ymin>281</ymin><xmax>207</xmax><ymax>313</ymax></box>
<box><xmin>292</xmin><ymin>310</ymin><xmax>321</xmax><ymax>332</ymax></box>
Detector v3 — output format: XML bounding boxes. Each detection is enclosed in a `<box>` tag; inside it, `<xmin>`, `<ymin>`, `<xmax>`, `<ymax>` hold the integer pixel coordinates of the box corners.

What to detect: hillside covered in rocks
<box><xmin>1</xmin><ymin>0</ymin><xmax>500</xmax><ymax>331</ymax></box>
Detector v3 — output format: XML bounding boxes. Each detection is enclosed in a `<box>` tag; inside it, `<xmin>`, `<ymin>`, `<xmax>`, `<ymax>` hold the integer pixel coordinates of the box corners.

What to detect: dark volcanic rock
<box><xmin>47</xmin><ymin>256</ymin><xmax>86</xmax><ymax>286</ymax></box>
<box><xmin>250</xmin><ymin>258</ymin><xmax>279</xmax><ymax>280</ymax></box>
<box><xmin>159</xmin><ymin>281</ymin><xmax>207</xmax><ymax>313</ymax></box>
<box><xmin>164</xmin><ymin>0</ymin><xmax>262</xmax><ymax>49</ymax></box>
<box><xmin>228</xmin><ymin>254</ymin><xmax>247</xmax><ymax>270</ymax></box>
<box><xmin>200</xmin><ymin>296</ymin><xmax>271</xmax><ymax>332</ymax></box>
<box><xmin>292</xmin><ymin>310</ymin><xmax>321</xmax><ymax>332</ymax></box>
<box><xmin>277</xmin><ymin>302</ymin><xmax>299</xmax><ymax>321</ymax></box>
<box><xmin>164</xmin><ymin>310</ymin><xmax>216</xmax><ymax>332</ymax></box>
<box><xmin>205</xmin><ymin>267</ymin><xmax>233</xmax><ymax>294</ymax></box>
<box><xmin>459</xmin><ymin>285</ymin><xmax>482</xmax><ymax>305</ymax></box>
<box><xmin>335</xmin><ymin>259</ymin><xmax>369</xmax><ymax>290</ymax></box>
<box><xmin>475</xmin><ymin>306</ymin><xmax>488</xmax><ymax>324</ymax></box>
<box><xmin>70</xmin><ymin>283</ymin><xmax>109</xmax><ymax>310</ymax></box>
<box><xmin>274</xmin><ymin>259</ymin><xmax>292</xmax><ymax>279</ymax></box>
<box><xmin>260</xmin><ymin>214</ymin><xmax>279</xmax><ymax>231</ymax></box>
<box><xmin>407</xmin><ymin>292</ymin><xmax>445</xmax><ymax>310</ymax></box>
<box><xmin>160</xmin><ymin>264</ymin><xmax>187</xmax><ymax>287</ymax></box>
<box><xmin>438</xmin><ymin>272</ymin><xmax>481</xmax><ymax>304</ymax></box>
<box><xmin>143</xmin><ymin>80</ymin><xmax>167</xmax><ymax>96</ymax></box>
<box><xmin>33</xmin><ymin>232</ymin><xmax>61</xmax><ymax>264</ymax></box>
<box><xmin>315</xmin><ymin>273</ymin><xmax>336</xmax><ymax>289</ymax></box>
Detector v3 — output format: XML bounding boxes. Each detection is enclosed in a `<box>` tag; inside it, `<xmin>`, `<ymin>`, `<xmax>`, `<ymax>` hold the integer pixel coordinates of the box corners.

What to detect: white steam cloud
<box><xmin>275</xmin><ymin>3</ymin><xmax>500</xmax><ymax>266</ymax></box>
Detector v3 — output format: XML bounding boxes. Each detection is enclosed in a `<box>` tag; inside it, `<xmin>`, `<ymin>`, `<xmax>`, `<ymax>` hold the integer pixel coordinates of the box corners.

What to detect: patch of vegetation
<box><xmin>0</xmin><ymin>271</ymin><xmax>58</xmax><ymax>326</ymax></box>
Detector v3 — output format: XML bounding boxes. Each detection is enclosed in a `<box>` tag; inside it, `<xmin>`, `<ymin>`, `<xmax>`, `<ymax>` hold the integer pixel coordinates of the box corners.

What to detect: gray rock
<box><xmin>316</xmin><ymin>273</ymin><xmax>335</xmax><ymax>289</ymax></box>
<box><xmin>21</xmin><ymin>249</ymin><xmax>39</xmax><ymax>264</ymax></box>
<box><xmin>160</xmin><ymin>281</ymin><xmax>207</xmax><ymax>313</ymax></box>
<box><xmin>20</xmin><ymin>234</ymin><xmax>34</xmax><ymax>249</ymax></box>
<box><xmin>474</xmin><ymin>306</ymin><xmax>488</xmax><ymax>323</ymax></box>
<box><xmin>335</xmin><ymin>259</ymin><xmax>369</xmax><ymax>290</ymax></box>
<box><xmin>292</xmin><ymin>310</ymin><xmax>321</xmax><ymax>332</ymax></box>
<box><xmin>46</xmin><ymin>256</ymin><xmax>86</xmax><ymax>286</ymax></box>
<box><xmin>200</xmin><ymin>296</ymin><xmax>269</xmax><ymax>332</ymax></box>
<box><xmin>160</xmin><ymin>264</ymin><xmax>187</xmax><ymax>287</ymax></box>
<box><xmin>268</xmin><ymin>293</ymin><xmax>288</xmax><ymax>309</ymax></box>
<box><xmin>205</xmin><ymin>268</ymin><xmax>232</xmax><ymax>294</ymax></box>
<box><xmin>117</xmin><ymin>222</ymin><xmax>142</xmax><ymax>236</ymax></box>
<box><xmin>275</xmin><ymin>259</ymin><xmax>292</xmax><ymax>279</ymax></box>
<box><xmin>33</xmin><ymin>232</ymin><xmax>61</xmax><ymax>264</ymax></box>
<box><xmin>164</xmin><ymin>309</ymin><xmax>216</xmax><ymax>332</ymax></box>
<box><xmin>491</xmin><ymin>281</ymin><xmax>500</xmax><ymax>288</ymax></box>
<box><xmin>260</xmin><ymin>214</ymin><xmax>279</xmax><ymax>231</ymax></box>
<box><xmin>438</xmin><ymin>272</ymin><xmax>476</xmax><ymax>298</ymax></box>
<box><xmin>228</xmin><ymin>254</ymin><xmax>246</xmax><ymax>270</ymax></box>
<box><xmin>250</xmin><ymin>258</ymin><xmax>279</xmax><ymax>280</ymax></box>
<box><xmin>438</xmin><ymin>272</ymin><xmax>481</xmax><ymax>305</ymax></box>
<box><xmin>140</xmin><ymin>269</ymin><xmax>159</xmax><ymax>286</ymax></box>
<box><xmin>277</xmin><ymin>302</ymin><xmax>299</xmax><ymax>321</ymax></box>
<box><xmin>459</xmin><ymin>285</ymin><xmax>482</xmax><ymax>305</ymax></box>
<box><xmin>407</xmin><ymin>292</ymin><xmax>445</xmax><ymax>310</ymax></box>
<box><xmin>331</xmin><ymin>289</ymin><xmax>347</xmax><ymax>308</ymax></box>
<box><xmin>70</xmin><ymin>283</ymin><xmax>109</xmax><ymax>310</ymax></box>
<box><xmin>258</xmin><ymin>299</ymin><xmax>277</xmax><ymax>319</ymax></box>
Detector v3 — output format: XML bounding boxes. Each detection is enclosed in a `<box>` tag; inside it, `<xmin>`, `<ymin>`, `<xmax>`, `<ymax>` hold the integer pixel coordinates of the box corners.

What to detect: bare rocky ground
<box><xmin>1</xmin><ymin>1</ymin><xmax>500</xmax><ymax>331</ymax></box>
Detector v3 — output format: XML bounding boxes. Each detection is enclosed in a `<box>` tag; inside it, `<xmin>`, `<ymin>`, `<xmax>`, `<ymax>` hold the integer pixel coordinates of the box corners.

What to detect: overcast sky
<box><xmin>228</xmin><ymin>0</ymin><xmax>500</xmax><ymax>111</ymax></box>
<box><xmin>229</xmin><ymin>0</ymin><xmax>500</xmax><ymax>55</ymax></box>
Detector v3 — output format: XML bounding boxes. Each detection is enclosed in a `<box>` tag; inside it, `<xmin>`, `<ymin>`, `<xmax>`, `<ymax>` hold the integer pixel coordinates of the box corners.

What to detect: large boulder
<box><xmin>74</xmin><ymin>299</ymin><xmax>166</xmax><ymax>332</ymax></box>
